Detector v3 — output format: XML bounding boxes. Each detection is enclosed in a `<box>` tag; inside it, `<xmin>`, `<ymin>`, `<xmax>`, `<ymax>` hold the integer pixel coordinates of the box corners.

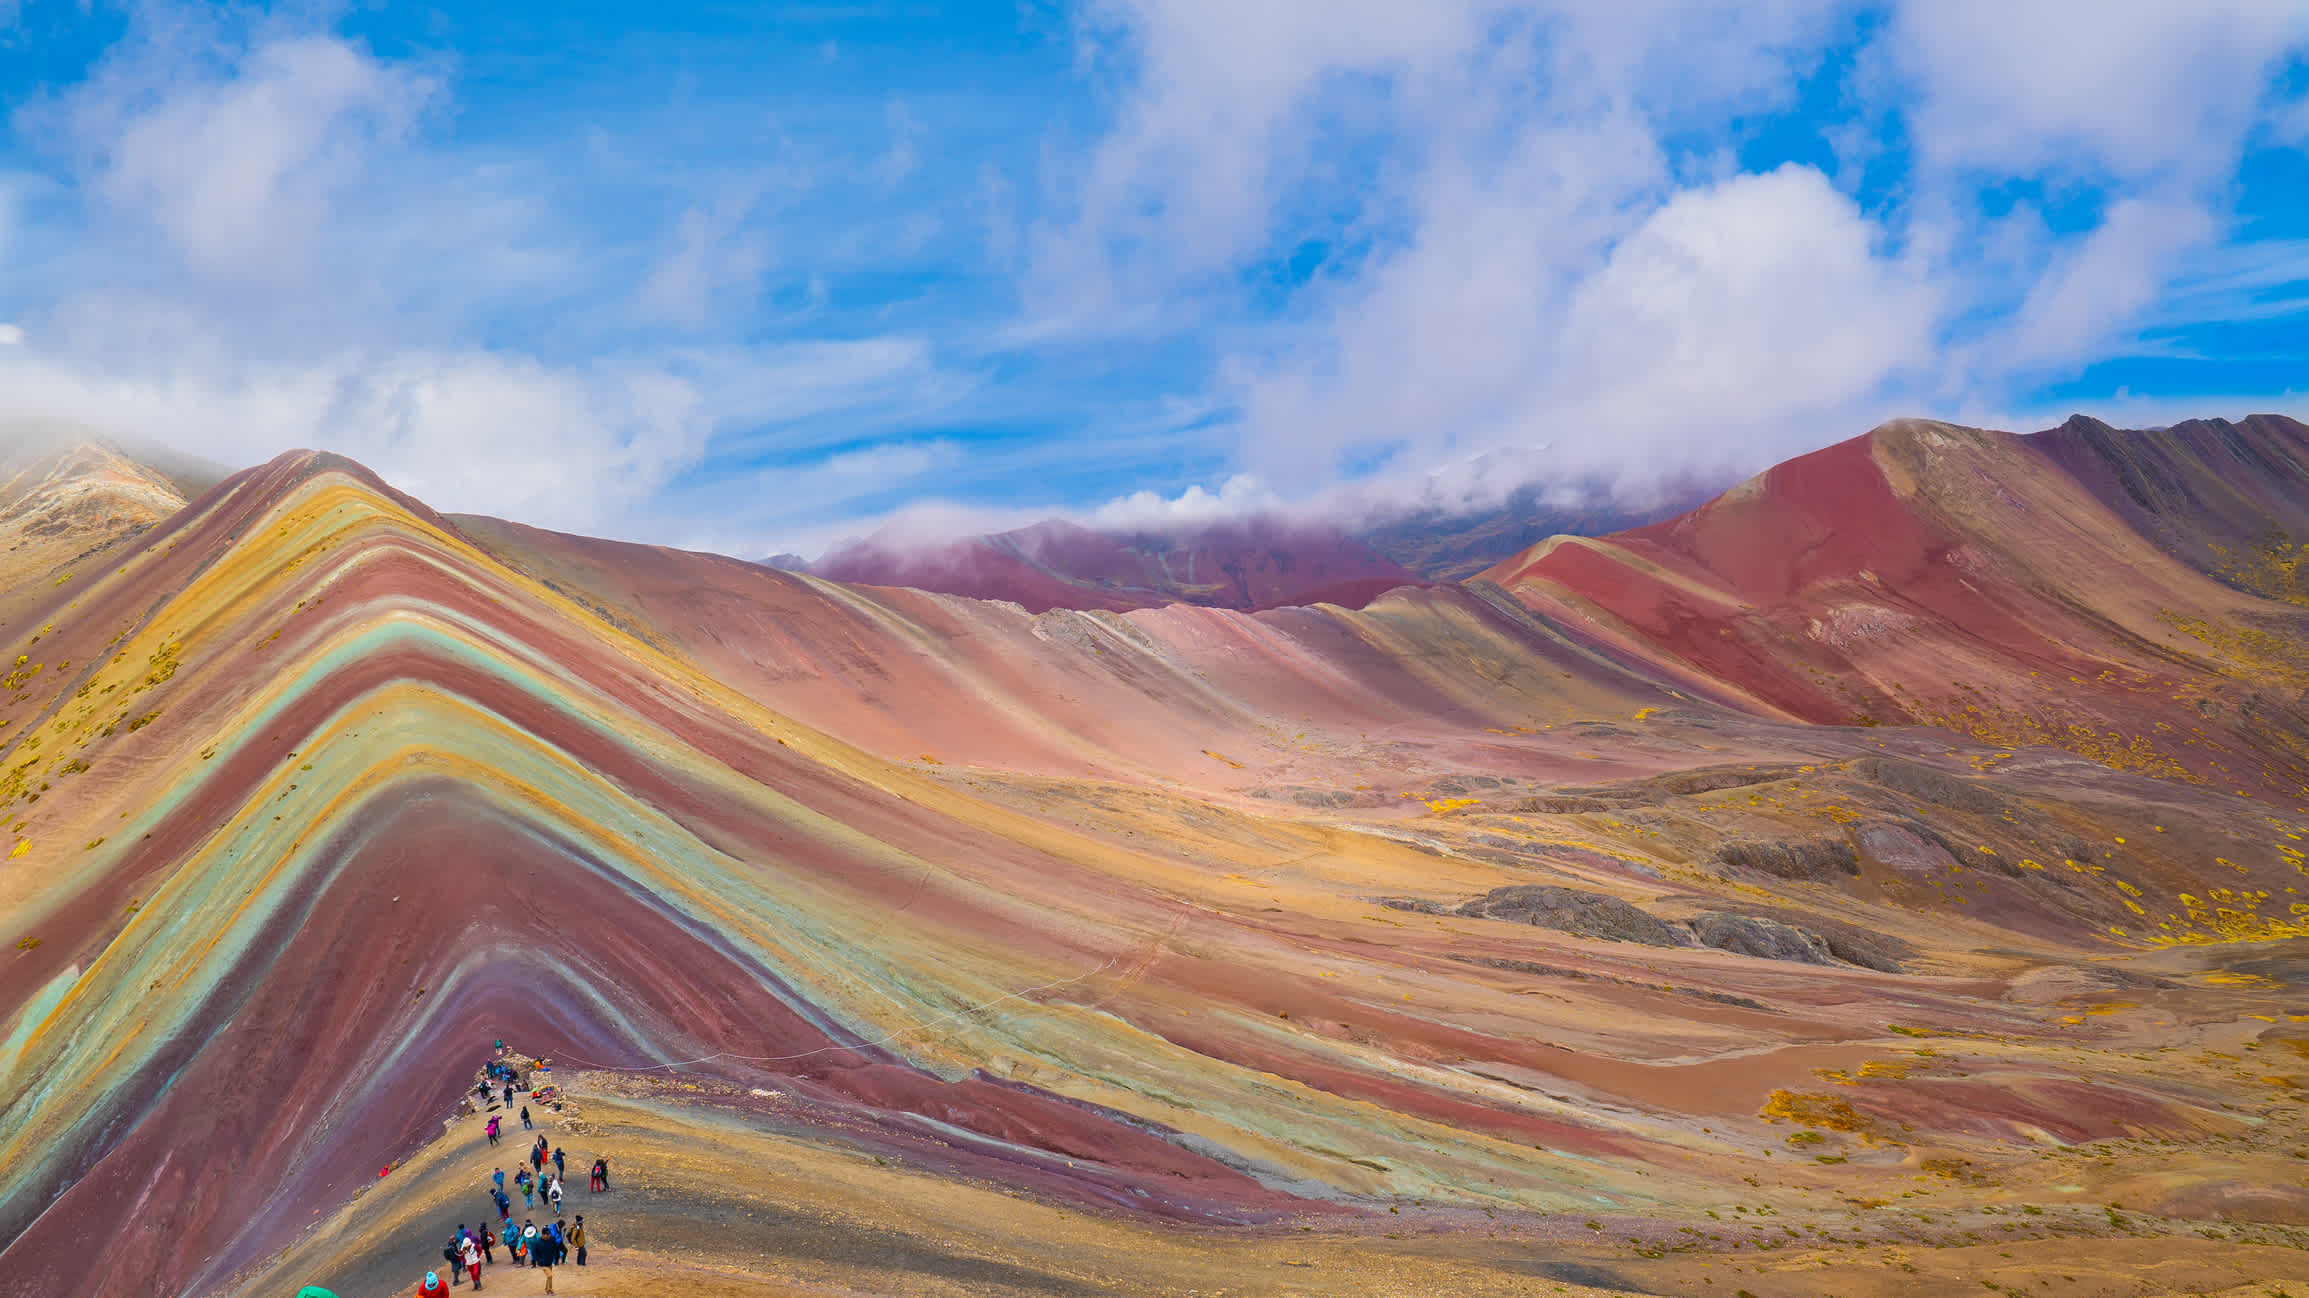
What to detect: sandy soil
<box><xmin>230</xmin><ymin>1062</ymin><xmax>2309</xmax><ymax>1298</ymax></box>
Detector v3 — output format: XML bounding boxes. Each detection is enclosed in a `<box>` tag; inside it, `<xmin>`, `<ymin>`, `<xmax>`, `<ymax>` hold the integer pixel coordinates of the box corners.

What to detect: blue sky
<box><xmin>0</xmin><ymin>1</ymin><xmax>2303</xmax><ymax>558</ymax></box>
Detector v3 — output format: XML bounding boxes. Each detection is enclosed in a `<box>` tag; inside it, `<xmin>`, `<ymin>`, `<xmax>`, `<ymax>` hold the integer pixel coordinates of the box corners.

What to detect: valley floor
<box><xmin>235</xmin><ymin>1019</ymin><xmax>2309</xmax><ymax>1298</ymax></box>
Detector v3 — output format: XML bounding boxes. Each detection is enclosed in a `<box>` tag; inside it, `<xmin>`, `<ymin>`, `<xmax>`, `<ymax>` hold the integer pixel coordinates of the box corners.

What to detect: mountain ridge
<box><xmin>2</xmin><ymin>416</ymin><xmax>2307</xmax><ymax>1295</ymax></box>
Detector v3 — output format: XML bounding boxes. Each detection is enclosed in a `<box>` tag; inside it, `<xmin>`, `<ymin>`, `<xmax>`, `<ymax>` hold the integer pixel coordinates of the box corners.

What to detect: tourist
<box><xmin>460</xmin><ymin>1233</ymin><xmax>483</xmax><ymax>1290</ymax></box>
<box><xmin>417</xmin><ymin>1272</ymin><xmax>446</xmax><ymax>1297</ymax></box>
<box><xmin>441</xmin><ymin>1236</ymin><xmax>463</xmax><ymax>1286</ymax></box>
<box><xmin>499</xmin><ymin>1219</ymin><xmax>519</xmax><ymax>1264</ymax></box>
<box><xmin>483</xmin><ymin>1114</ymin><xmax>499</xmax><ymax>1147</ymax></box>
<box><xmin>589</xmin><ymin>1156</ymin><xmax>609</xmax><ymax>1192</ymax></box>
<box><xmin>570</xmin><ymin>1216</ymin><xmax>587</xmax><ymax>1266</ymax></box>
<box><xmin>476</xmin><ymin>1221</ymin><xmax>494</xmax><ymax>1265</ymax></box>
<box><xmin>547</xmin><ymin>1174</ymin><xmax>563</xmax><ymax>1212</ymax></box>
<box><xmin>552</xmin><ymin>1146</ymin><xmax>565</xmax><ymax>1179</ymax></box>
<box><xmin>519</xmin><ymin>1104</ymin><xmax>532</xmax><ymax>1131</ymax></box>
<box><xmin>533</xmin><ymin>1223</ymin><xmax>559</xmax><ymax>1295</ymax></box>
<box><xmin>520</xmin><ymin>1220</ymin><xmax>539</xmax><ymax>1267</ymax></box>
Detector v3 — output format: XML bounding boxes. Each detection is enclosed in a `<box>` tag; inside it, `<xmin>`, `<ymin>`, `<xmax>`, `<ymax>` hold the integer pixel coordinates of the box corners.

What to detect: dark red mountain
<box><xmin>807</xmin><ymin>516</ymin><xmax>1425</xmax><ymax>613</ymax></box>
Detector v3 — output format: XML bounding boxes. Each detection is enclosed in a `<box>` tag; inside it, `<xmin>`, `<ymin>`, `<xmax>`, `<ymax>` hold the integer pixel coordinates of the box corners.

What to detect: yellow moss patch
<box><xmin>1760</xmin><ymin>1090</ymin><xmax>1884</xmax><ymax>1142</ymax></box>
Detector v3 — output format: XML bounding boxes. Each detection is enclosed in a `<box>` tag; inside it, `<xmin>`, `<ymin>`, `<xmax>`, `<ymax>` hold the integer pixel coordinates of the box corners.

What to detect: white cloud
<box><xmin>1034</xmin><ymin>2</ymin><xmax>1887</xmax><ymax>496</ymax></box>
<box><xmin>1086</xmin><ymin>473</ymin><xmax>1280</xmax><ymax>528</ymax></box>
<box><xmin>1990</xmin><ymin>197</ymin><xmax>2220</xmax><ymax>375</ymax></box>
<box><xmin>1044</xmin><ymin>1</ymin><xmax>1921</xmax><ymax>492</ymax></box>
<box><xmin>658</xmin><ymin>338</ymin><xmax>955</xmax><ymax>443</ymax></box>
<box><xmin>0</xmin><ymin>340</ymin><xmax>700</xmax><ymax>532</ymax></box>
<box><xmin>637</xmin><ymin>186</ymin><xmax>774</xmax><ymax>329</ymax></box>
<box><xmin>55</xmin><ymin>30</ymin><xmax>436</xmax><ymax>278</ymax></box>
<box><xmin>1882</xmin><ymin>0</ymin><xmax>2309</xmax><ymax>183</ymax></box>
<box><xmin>1236</xmin><ymin>163</ymin><xmax>1934</xmax><ymax>490</ymax></box>
<box><xmin>0</xmin><ymin>8</ymin><xmax>971</xmax><ymax>548</ymax></box>
<box><xmin>1042</xmin><ymin>0</ymin><xmax>1841</xmax><ymax>310</ymax></box>
<box><xmin>743</xmin><ymin>469</ymin><xmax>1283</xmax><ymax>564</ymax></box>
<box><xmin>1552</xmin><ymin>165</ymin><xmax>1936</xmax><ymax>429</ymax></box>
<box><xmin>879</xmin><ymin>98</ymin><xmax>923</xmax><ymax>186</ymax></box>
<box><xmin>1036</xmin><ymin>0</ymin><xmax>2309</xmax><ymax>515</ymax></box>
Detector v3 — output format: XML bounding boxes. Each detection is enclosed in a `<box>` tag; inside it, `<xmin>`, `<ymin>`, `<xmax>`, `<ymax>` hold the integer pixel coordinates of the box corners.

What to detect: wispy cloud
<box><xmin>0</xmin><ymin>0</ymin><xmax>2300</xmax><ymax>559</ymax></box>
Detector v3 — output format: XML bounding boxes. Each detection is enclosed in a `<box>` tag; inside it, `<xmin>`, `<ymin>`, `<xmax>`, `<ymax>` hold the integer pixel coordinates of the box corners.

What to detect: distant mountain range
<box><xmin>808</xmin><ymin>516</ymin><xmax>1425</xmax><ymax>613</ymax></box>
<box><xmin>799</xmin><ymin>482</ymin><xmax>1712</xmax><ymax>613</ymax></box>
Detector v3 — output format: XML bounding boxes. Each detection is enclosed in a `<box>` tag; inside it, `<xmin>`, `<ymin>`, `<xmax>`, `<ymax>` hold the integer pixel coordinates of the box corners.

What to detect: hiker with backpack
<box><xmin>483</xmin><ymin>1114</ymin><xmax>499</xmax><ymax>1147</ymax></box>
<box><xmin>589</xmin><ymin>1156</ymin><xmax>609</xmax><ymax>1192</ymax></box>
<box><xmin>460</xmin><ymin>1233</ymin><xmax>483</xmax><ymax>1290</ymax></box>
<box><xmin>532</xmin><ymin>1222</ymin><xmax>560</xmax><ymax>1294</ymax></box>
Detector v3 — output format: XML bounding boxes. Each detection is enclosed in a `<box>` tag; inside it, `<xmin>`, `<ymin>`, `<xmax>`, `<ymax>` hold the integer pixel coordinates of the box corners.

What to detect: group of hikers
<box><xmin>424</xmin><ymin>1215</ymin><xmax>583</xmax><ymax>1293</ymax></box>
<box><xmin>413</xmin><ymin>1043</ymin><xmax>613</xmax><ymax>1296</ymax></box>
<box><xmin>483</xmin><ymin>1139</ymin><xmax>609</xmax><ymax>1217</ymax></box>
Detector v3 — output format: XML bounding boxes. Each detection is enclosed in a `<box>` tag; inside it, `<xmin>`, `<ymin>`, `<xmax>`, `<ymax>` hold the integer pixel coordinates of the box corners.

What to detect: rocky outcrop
<box><xmin>1688</xmin><ymin>912</ymin><xmax>1834</xmax><ymax>964</ymax></box>
<box><xmin>1714</xmin><ymin>837</ymin><xmax>1860</xmax><ymax>880</ymax></box>
<box><xmin>1851</xmin><ymin>757</ymin><xmax>2008</xmax><ymax>815</ymax></box>
<box><xmin>1453</xmin><ymin>885</ymin><xmax>1683</xmax><ymax>947</ymax></box>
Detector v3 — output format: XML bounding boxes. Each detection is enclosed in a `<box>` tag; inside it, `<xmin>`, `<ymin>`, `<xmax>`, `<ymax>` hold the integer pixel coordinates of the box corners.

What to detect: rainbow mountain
<box><xmin>1</xmin><ymin>416</ymin><xmax>2307</xmax><ymax>1297</ymax></box>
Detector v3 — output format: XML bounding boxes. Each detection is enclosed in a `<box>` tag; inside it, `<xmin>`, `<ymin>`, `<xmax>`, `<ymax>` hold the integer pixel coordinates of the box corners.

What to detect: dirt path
<box><xmin>226</xmin><ymin>1069</ymin><xmax>2309</xmax><ymax>1298</ymax></box>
